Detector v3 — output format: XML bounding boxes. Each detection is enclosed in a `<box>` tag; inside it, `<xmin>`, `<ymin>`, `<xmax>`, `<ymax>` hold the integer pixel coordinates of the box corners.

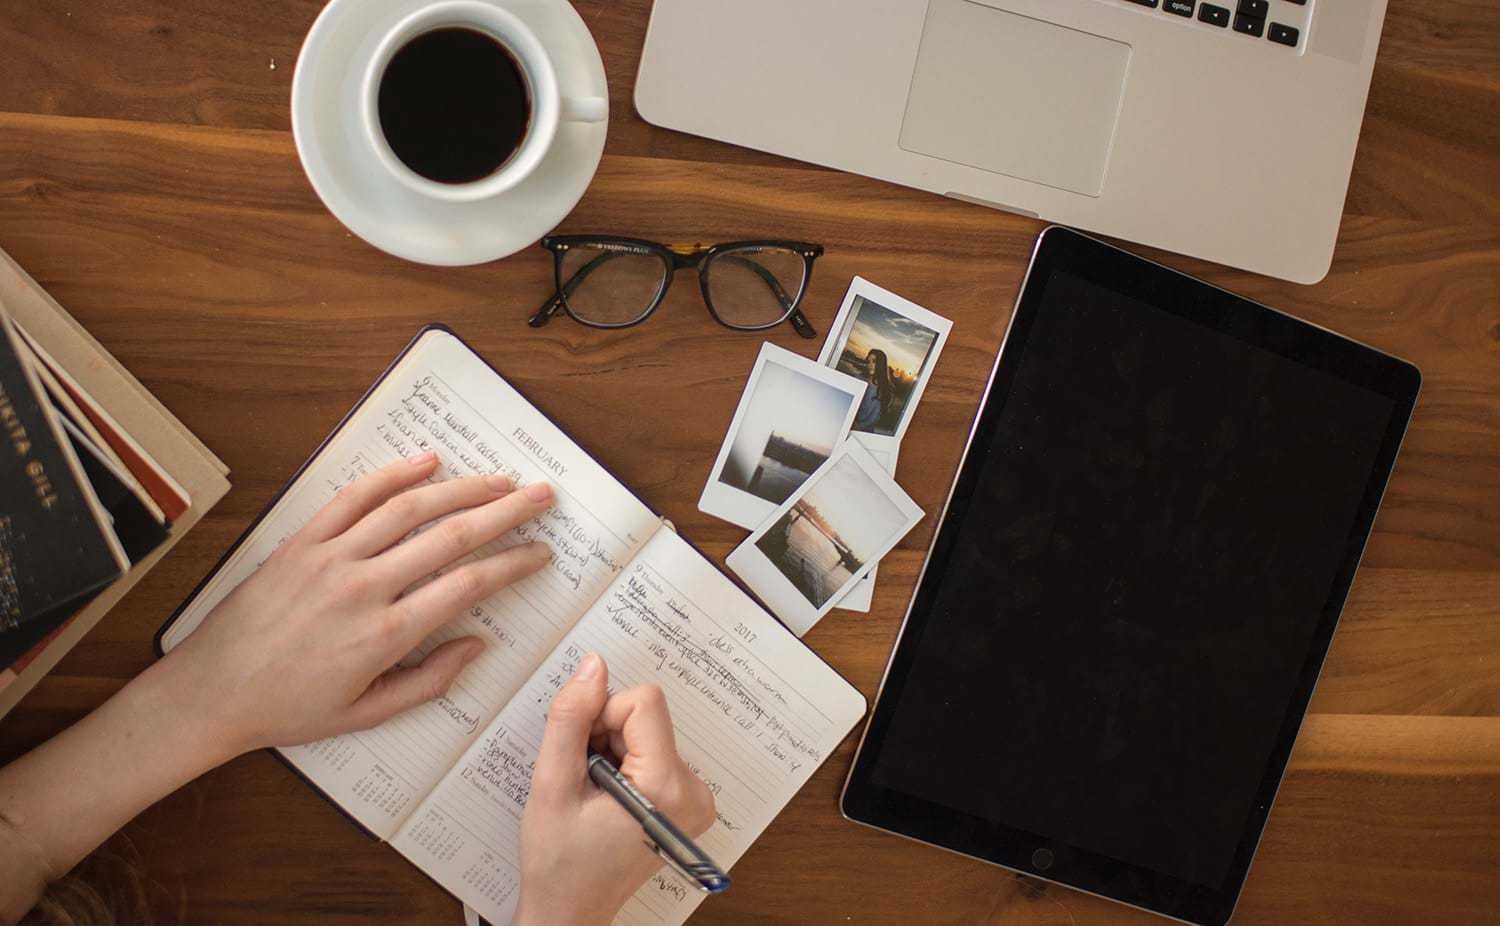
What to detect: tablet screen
<box><xmin>867</xmin><ymin>268</ymin><xmax>1398</xmax><ymax>890</ymax></box>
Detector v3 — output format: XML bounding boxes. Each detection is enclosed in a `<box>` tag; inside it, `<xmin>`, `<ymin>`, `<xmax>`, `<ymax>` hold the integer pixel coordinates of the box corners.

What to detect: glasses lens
<box><xmin>704</xmin><ymin>246</ymin><xmax>808</xmax><ymax>329</ymax></box>
<box><xmin>558</xmin><ymin>243</ymin><xmax>670</xmax><ymax>326</ymax></box>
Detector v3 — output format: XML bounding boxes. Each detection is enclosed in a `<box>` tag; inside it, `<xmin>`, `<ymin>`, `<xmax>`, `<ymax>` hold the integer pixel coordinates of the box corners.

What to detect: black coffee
<box><xmin>377</xmin><ymin>27</ymin><xmax>531</xmax><ymax>185</ymax></box>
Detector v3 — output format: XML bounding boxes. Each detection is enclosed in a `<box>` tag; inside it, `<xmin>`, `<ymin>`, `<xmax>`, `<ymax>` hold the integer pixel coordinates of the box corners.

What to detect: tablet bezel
<box><xmin>839</xmin><ymin>227</ymin><xmax>1421</xmax><ymax>926</ymax></box>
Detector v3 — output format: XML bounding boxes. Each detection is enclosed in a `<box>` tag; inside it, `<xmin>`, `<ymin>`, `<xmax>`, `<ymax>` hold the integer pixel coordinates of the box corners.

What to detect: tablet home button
<box><xmin>1032</xmin><ymin>848</ymin><xmax>1055</xmax><ymax>871</ymax></box>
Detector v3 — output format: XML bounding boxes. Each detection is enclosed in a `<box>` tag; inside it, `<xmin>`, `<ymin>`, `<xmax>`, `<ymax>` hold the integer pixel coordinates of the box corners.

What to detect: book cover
<box><xmin>0</xmin><ymin>304</ymin><xmax>128</xmax><ymax>635</ymax></box>
<box><xmin>0</xmin><ymin>600</ymin><xmax>89</xmax><ymax>669</ymax></box>
<box><xmin>58</xmin><ymin>414</ymin><xmax>170</xmax><ymax>564</ymax></box>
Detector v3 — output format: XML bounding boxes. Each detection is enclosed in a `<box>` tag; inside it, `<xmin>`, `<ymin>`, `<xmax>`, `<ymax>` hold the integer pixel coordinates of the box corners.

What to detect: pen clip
<box><xmin>646</xmin><ymin>839</ymin><xmax>713</xmax><ymax>895</ymax></box>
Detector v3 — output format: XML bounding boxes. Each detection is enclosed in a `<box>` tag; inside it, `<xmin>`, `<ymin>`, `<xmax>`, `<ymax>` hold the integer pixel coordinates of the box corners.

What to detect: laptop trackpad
<box><xmin>900</xmin><ymin>0</ymin><xmax>1130</xmax><ymax>197</ymax></box>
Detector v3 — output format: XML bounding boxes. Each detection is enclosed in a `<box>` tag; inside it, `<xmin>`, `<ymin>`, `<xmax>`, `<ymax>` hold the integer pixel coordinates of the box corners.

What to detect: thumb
<box><xmin>345</xmin><ymin>636</ymin><xmax>485</xmax><ymax>731</ymax></box>
<box><xmin>533</xmin><ymin>653</ymin><xmax>608</xmax><ymax>797</ymax></box>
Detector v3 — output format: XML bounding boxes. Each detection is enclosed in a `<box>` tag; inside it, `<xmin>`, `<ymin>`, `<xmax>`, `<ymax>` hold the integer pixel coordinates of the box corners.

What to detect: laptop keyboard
<box><xmin>1122</xmin><ymin>0</ymin><xmax>1309</xmax><ymax>49</ymax></box>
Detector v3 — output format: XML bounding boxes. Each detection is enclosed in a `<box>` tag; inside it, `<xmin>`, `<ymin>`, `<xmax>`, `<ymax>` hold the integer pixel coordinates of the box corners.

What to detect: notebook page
<box><xmin>159</xmin><ymin>328</ymin><xmax>661</xmax><ymax>838</ymax></box>
<box><xmin>391</xmin><ymin>527</ymin><xmax>868</xmax><ymax>925</ymax></box>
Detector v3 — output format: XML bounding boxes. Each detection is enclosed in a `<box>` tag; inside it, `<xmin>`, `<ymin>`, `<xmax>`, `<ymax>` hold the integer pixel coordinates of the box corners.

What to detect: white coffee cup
<box><xmin>361</xmin><ymin>0</ymin><xmax>607</xmax><ymax>203</ymax></box>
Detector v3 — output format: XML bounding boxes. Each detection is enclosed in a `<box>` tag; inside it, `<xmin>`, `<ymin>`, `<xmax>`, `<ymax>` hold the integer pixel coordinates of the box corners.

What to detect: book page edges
<box><xmin>0</xmin><ymin>247</ymin><xmax>229</xmax><ymax>484</ymax></box>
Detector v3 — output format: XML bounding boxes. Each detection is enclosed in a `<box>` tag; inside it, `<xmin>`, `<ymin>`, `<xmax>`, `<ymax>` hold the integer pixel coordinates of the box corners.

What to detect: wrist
<box><xmin>130</xmin><ymin>654</ymin><xmax>254</xmax><ymax>768</ymax></box>
<box><xmin>513</xmin><ymin>856</ymin><xmax>656</xmax><ymax>926</ymax></box>
<box><xmin>0</xmin><ymin>651</ymin><xmax>251</xmax><ymax>892</ymax></box>
<box><xmin>513</xmin><ymin>899</ymin><xmax>614</xmax><ymax>926</ymax></box>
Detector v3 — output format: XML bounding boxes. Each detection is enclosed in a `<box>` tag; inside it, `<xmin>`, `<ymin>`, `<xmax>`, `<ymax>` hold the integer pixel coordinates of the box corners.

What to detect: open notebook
<box><xmin>156</xmin><ymin>326</ymin><xmax>867</xmax><ymax>925</ymax></box>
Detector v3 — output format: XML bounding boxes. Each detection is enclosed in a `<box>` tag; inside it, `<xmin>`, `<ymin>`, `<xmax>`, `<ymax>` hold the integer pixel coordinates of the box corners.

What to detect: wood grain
<box><xmin>2</xmin><ymin>1</ymin><xmax>1498</xmax><ymax>924</ymax></box>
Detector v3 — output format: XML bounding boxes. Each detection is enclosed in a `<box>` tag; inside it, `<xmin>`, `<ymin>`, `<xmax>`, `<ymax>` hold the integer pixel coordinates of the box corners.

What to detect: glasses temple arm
<box><xmin>527</xmin><ymin>292</ymin><xmax>564</xmax><ymax>328</ymax></box>
<box><xmin>785</xmin><ymin>308</ymin><xmax>817</xmax><ymax>339</ymax></box>
<box><xmin>527</xmin><ymin>251</ymin><xmax>630</xmax><ymax>327</ymax></box>
<box><xmin>717</xmin><ymin>254</ymin><xmax>818</xmax><ymax>340</ymax></box>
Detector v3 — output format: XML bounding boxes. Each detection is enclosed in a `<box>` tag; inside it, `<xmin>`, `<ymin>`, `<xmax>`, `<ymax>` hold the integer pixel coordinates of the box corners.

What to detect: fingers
<box><xmin>342</xmin><ymin>636</ymin><xmax>485</xmax><ymax>731</ymax></box>
<box><xmin>385</xmin><ymin>541</ymin><xmax>551</xmax><ymax>652</ymax></box>
<box><xmin>533</xmin><ymin>654</ymin><xmax>610</xmax><ymax>800</ymax></box>
<box><xmin>595</xmin><ymin>683</ymin><xmax>679</xmax><ymax>765</ymax></box>
<box><xmin>590</xmin><ymin>683</ymin><xmax>717</xmax><ymax>836</ymax></box>
<box><xmin>338</xmin><ymin>473</ymin><xmax>515</xmax><ymax>558</ymax></box>
<box><xmin>299</xmin><ymin>452</ymin><xmax>439</xmax><ymax>544</ymax></box>
<box><xmin>376</xmin><ymin>481</ymin><xmax>556</xmax><ymax>588</ymax></box>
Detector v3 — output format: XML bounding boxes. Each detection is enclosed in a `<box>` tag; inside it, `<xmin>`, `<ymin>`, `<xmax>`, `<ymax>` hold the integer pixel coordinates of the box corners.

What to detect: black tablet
<box><xmin>840</xmin><ymin>228</ymin><xmax>1420</xmax><ymax>925</ymax></box>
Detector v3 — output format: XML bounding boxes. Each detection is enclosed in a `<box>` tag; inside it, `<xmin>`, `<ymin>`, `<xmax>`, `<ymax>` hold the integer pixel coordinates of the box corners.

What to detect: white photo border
<box><xmin>698</xmin><ymin>342</ymin><xmax>865</xmax><ymax>531</ymax></box>
<box><xmin>816</xmin><ymin>276</ymin><xmax>953</xmax><ymax>454</ymax></box>
<box><xmin>830</xmin><ymin>444</ymin><xmax>898</xmax><ymax>613</ymax></box>
<box><xmin>727</xmin><ymin>440</ymin><xmax>923</xmax><ymax>637</ymax></box>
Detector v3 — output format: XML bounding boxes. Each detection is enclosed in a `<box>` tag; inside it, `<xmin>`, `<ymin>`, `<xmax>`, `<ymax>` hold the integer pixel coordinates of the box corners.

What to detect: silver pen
<box><xmin>586</xmin><ymin>751</ymin><xmax>732</xmax><ymax>894</ymax></box>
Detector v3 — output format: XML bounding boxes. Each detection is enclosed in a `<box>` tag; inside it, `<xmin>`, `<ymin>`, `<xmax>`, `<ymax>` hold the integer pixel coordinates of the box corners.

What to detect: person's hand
<box><xmin>165</xmin><ymin>451</ymin><xmax>555</xmax><ymax>758</ymax></box>
<box><xmin>515</xmin><ymin>655</ymin><xmax>716</xmax><ymax>926</ymax></box>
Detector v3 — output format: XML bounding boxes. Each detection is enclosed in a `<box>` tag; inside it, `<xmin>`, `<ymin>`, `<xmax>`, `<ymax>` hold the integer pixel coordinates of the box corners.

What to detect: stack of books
<box><xmin>0</xmin><ymin>247</ymin><xmax>229</xmax><ymax>717</ymax></box>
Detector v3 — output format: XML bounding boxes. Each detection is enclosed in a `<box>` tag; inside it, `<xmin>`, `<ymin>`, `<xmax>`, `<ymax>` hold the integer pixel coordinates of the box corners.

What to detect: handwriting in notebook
<box><xmin>161</xmin><ymin>329</ymin><xmax>866</xmax><ymax>926</ymax></box>
<box><xmin>462</xmin><ymin>727</ymin><xmax>534</xmax><ymax>809</ymax></box>
<box><xmin>604</xmin><ymin>567</ymin><xmax>823</xmax><ymax>778</ymax></box>
<box><xmin>402</xmin><ymin>532</ymin><xmax>850</xmax><ymax>890</ymax></box>
<box><xmin>409</xmin><ymin>531</ymin><xmax>860</xmax><ymax>925</ymax></box>
<box><xmin>273</xmin><ymin>365</ymin><xmax>656</xmax><ymax>819</ymax></box>
<box><xmin>241</xmin><ymin>369</ymin><xmax>636</xmax><ymax>609</ymax></box>
<box><xmin>169</xmin><ymin>345</ymin><xmax>662</xmax><ymax>841</ymax></box>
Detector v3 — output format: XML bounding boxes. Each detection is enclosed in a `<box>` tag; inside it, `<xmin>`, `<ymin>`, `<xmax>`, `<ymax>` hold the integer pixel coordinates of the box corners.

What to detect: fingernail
<box><xmin>409</xmin><ymin>450</ymin><xmax>436</xmax><ymax>465</ymax></box>
<box><xmin>486</xmin><ymin>473</ymin><xmax>512</xmax><ymax>492</ymax></box>
<box><xmin>575</xmin><ymin>653</ymin><xmax>601</xmax><ymax>680</ymax></box>
<box><xmin>463</xmin><ymin>639</ymin><xmax>486</xmax><ymax>662</ymax></box>
<box><xmin>526</xmin><ymin>481</ymin><xmax>554</xmax><ymax>503</ymax></box>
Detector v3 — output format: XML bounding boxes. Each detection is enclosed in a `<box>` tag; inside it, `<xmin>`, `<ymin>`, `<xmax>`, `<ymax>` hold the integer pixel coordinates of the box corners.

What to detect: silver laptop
<box><xmin>635</xmin><ymin>0</ymin><xmax>1388</xmax><ymax>284</ymax></box>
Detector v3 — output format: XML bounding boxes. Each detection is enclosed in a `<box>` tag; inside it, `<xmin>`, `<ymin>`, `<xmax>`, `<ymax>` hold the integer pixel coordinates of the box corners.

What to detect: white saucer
<box><xmin>290</xmin><ymin>0</ymin><xmax>608</xmax><ymax>266</ymax></box>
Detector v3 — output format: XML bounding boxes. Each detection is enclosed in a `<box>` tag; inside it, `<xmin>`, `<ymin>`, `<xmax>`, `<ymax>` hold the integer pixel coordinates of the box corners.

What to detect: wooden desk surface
<box><xmin>2</xmin><ymin>2</ymin><xmax>1497</xmax><ymax>923</ymax></box>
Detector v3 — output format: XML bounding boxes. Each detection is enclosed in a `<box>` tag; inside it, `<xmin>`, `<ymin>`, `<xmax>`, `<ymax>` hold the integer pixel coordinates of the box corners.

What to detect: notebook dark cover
<box><xmin>0</xmin><ymin>309</ymin><xmax>127</xmax><ymax>636</ymax></box>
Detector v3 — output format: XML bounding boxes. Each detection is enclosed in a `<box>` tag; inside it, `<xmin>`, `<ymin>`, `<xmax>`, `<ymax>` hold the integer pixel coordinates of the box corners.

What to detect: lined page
<box><xmin>392</xmin><ymin>528</ymin><xmax>868</xmax><ymax>925</ymax></box>
<box><xmin>160</xmin><ymin>328</ymin><xmax>661</xmax><ymax>838</ymax></box>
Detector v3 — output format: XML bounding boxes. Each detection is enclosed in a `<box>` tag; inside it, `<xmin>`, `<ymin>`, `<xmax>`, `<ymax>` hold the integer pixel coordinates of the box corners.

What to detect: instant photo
<box><xmin>728</xmin><ymin>441</ymin><xmax>923</xmax><ymax>637</ymax></box>
<box><xmin>818</xmin><ymin>277</ymin><xmax>953</xmax><ymax>453</ymax></box>
<box><xmin>830</xmin><ymin>445</ymin><xmax>897</xmax><ymax>613</ymax></box>
<box><xmin>699</xmin><ymin>343</ymin><xmax>864</xmax><ymax>531</ymax></box>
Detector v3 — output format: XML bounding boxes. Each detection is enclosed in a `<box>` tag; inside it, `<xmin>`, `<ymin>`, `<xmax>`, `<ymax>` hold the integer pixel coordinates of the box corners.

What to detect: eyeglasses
<box><xmin>528</xmin><ymin>236</ymin><xmax>824</xmax><ymax>338</ymax></box>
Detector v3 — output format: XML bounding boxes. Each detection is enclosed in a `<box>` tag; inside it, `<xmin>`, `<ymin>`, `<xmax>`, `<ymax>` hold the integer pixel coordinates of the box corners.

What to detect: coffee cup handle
<box><xmin>560</xmin><ymin>96</ymin><xmax>608</xmax><ymax>124</ymax></box>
